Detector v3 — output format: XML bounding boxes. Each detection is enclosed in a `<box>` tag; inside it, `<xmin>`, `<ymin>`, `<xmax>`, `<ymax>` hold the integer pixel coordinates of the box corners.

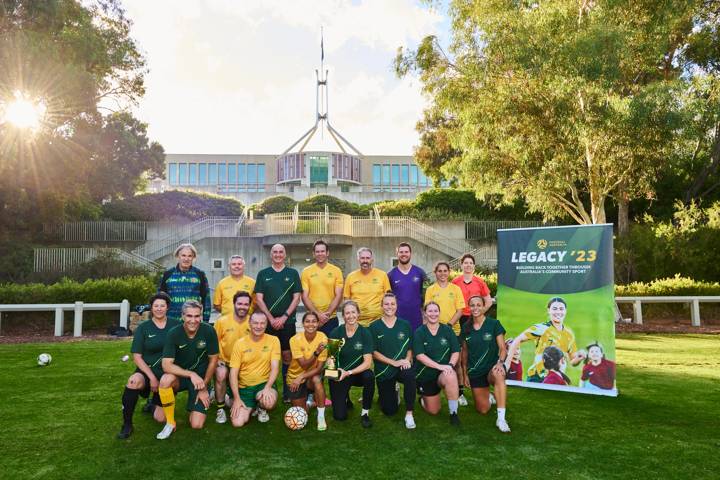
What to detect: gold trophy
<box><xmin>324</xmin><ymin>338</ymin><xmax>346</xmax><ymax>380</ymax></box>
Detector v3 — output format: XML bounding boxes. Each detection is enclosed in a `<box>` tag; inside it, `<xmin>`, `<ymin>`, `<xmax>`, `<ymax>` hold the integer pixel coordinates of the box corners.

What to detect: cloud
<box><xmin>122</xmin><ymin>0</ymin><xmax>442</xmax><ymax>154</ymax></box>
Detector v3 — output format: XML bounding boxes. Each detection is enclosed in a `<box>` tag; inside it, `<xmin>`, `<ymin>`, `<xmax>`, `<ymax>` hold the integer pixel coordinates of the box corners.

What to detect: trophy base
<box><xmin>325</xmin><ymin>369</ymin><xmax>340</xmax><ymax>381</ymax></box>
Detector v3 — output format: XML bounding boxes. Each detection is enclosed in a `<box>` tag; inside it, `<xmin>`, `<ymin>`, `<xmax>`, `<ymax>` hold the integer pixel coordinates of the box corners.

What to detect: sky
<box><xmin>122</xmin><ymin>0</ymin><xmax>448</xmax><ymax>155</ymax></box>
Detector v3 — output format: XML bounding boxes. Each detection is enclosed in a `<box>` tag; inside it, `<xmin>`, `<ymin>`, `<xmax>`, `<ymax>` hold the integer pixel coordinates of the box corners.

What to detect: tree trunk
<box><xmin>617</xmin><ymin>181</ymin><xmax>629</xmax><ymax>237</ymax></box>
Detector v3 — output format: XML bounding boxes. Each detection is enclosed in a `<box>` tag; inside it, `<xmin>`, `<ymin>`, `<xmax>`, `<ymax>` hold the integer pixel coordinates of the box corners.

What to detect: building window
<box><xmin>168</xmin><ymin>163</ymin><xmax>178</xmax><ymax>186</ymax></box>
<box><xmin>382</xmin><ymin>165</ymin><xmax>390</xmax><ymax>187</ymax></box>
<box><xmin>391</xmin><ymin>164</ymin><xmax>400</xmax><ymax>185</ymax></box>
<box><xmin>258</xmin><ymin>164</ymin><xmax>266</xmax><ymax>191</ymax></box>
<box><xmin>401</xmin><ymin>164</ymin><xmax>409</xmax><ymax>185</ymax></box>
<box><xmin>372</xmin><ymin>164</ymin><xmax>381</xmax><ymax>191</ymax></box>
<box><xmin>228</xmin><ymin>163</ymin><xmax>237</xmax><ymax>184</ymax></box>
<box><xmin>198</xmin><ymin>163</ymin><xmax>207</xmax><ymax>185</ymax></box>
<box><xmin>410</xmin><ymin>164</ymin><xmax>418</xmax><ymax>186</ymax></box>
<box><xmin>238</xmin><ymin>163</ymin><xmax>247</xmax><ymax>185</ymax></box>
<box><xmin>248</xmin><ymin>163</ymin><xmax>257</xmax><ymax>184</ymax></box>
<box><xmin>419</xmin><ymin>169</ymin><xmax>428</xmax><ymax>187</ymax></box>
<box><xmin>188</xmin><ymin>163</ymin><xmax>198</xmax><ymax>185</ymax></box>
<box><xmin>218</xmin><ymin>163</ymin><xmax>227</xmax><ymax>184</ymax></box>
<box><xmin>178</xmin><ymin>163</ymin><xmax>188</xmax><ymax>185</ymax></box>
<box><xmin>208</xmin><ymin>163</ymin><xmax>218</xmax><ymax>184</ymax></box>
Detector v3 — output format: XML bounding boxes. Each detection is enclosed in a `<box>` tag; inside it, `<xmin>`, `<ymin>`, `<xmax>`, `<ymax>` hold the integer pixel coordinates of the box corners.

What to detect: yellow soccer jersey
<box><xmin>229</xmin><ymin>334</ymin><xmax>281</xmax><ymax>388</ymax></box>
<box><xmin>287</xmin><ymin>331</ymin><xmax>329</xmax><ymax>382</ymax></box>
<box><xmin>343</xmin><ymin>268</ymin><xmax>391</xmax><ymax>327</ymax></box>
<box><xmin>527</xmin><ymin>322</ymin><xmax>578</xmax><ymax>378</ymax></box>
<box><xmin>424</xmin><ymin>283</ymin><xmax>466</xmax><ymax>335</ymax></box>
<box><xmin>214</xmin><ymin>314</ymin><xmax>251</xmax><ymax>362</ymax></box>
<box><xmin>213</xmin><ymin>275</ymin><xmax>256</xmax><ymax>317</ymax></box>
<box><xmin>301</xmin><ymin>263</ymin><xmax>344</xmax><ymax>314</ymax></box>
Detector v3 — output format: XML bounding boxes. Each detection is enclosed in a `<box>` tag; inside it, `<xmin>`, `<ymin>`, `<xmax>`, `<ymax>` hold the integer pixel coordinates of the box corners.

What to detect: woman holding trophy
<box><xmin>327</xmin><ymin>300</ymin><xmax>375</xmax><ymax>428</ymax></box>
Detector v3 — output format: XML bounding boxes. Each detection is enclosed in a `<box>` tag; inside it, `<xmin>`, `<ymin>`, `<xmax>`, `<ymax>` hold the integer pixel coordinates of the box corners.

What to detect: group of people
<box><xmin>118</xmin><ymin>240</ymin><xmax>512</xmax><ymax>440</ymax></box>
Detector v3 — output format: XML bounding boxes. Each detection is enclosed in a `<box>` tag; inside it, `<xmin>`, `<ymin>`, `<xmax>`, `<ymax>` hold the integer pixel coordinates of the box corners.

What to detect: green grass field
<box><xmin>0</xmin><ymin>334</ymin><xmax>718</xmax><ymax>479</ymax></box>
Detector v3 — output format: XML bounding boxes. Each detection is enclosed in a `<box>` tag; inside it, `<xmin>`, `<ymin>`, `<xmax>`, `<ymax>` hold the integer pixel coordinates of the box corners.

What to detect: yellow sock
<box><xmin>158</xmin><ymin>387</ymin><xmax>176</xmax><ymax>426</ymax></box>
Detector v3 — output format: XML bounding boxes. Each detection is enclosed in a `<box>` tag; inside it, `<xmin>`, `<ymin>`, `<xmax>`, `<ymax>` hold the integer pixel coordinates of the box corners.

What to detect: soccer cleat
<box><xmin>496</xmin><ymin>418</ymin><xmax>511</xmax><ymax>433</ymax></box>
<box><xmin>449</xmin><ymin>413</ymin><xmax>460</xmax><ymax>426</ymax></box>
<box><xmin>489</xmin><ymin>392</ymin><xmax>496</xmax><ymax>406</ymax></box>
<box><xmin>404</xmin><ymin>415</ymin><xmax>416</xmax><ymax>430</ymax></box>
<box><xmin>215</xmin><ymin>408</ymin><xmax>227</xmax><ymax>424</ymax></box>
<box><xmin>361</xmin><ymin>414</ymin><xmax>372</xmax><ymax>428</ymax></box>
<box><xmin>257</xmin><ymin>408</ymin><xmax>270</xmax><ymax>423</ymax></box>
<box><xmin>324</xmin><ymin>398</ymin><xmax>332</xmax><ymax>407</ymax></box>
<box><xmin>458</xmin><ymin>394</ymin><xmax>468</xmax><ymax>406</ymax></box>
<box><xmin>317</xmin><ymin>416</ymin><xmax>327</xmax><ymax>431</ymax></box>
<box><xmin>156</xmin><ymin>423</ymin><xmax>176</xmax><ymax>440</ymax></box>
<box><xmin>117</xmin><ymin>424</ymin><xmax>133</xmax><ymax>439</ymax></box>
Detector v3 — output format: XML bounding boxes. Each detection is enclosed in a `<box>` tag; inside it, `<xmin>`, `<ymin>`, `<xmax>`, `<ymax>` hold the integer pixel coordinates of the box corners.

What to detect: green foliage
<box><xmin>0</xmin><ymin>241</ymin><xmax>35</xmax><ymax>283</ymax></box>
<box><xmin>298</xmin><ymin>195</ymin><xmax>370</xmax><ymax>216</ymax></box>
<box><xmin>102</xmin><ymin>191</ymin><xmax>243</xmax><ymax>221</ymax></box>
<box><xmin>0</xmin><ymin>275</ymin><xmax>155</xmax><ymax>306</ymax></box>
<box><xmin>616</xmin><ymin>202</ymin><xmax>720</xmax><ymax>283</ymax></box>
<box><xmin>252</xmin><ymin>195</ymin><xmax>296</xmax><ymax>216</ymax></box>
<box><xmin>616</xmin><ymin>276</ymin><xmax>720</xmax><ymax>297</ymax></box>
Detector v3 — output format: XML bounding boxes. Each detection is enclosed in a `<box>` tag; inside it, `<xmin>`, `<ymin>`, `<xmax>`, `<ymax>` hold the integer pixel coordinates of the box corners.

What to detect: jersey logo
<box><xmin>377</xmin><ymin>335</ymin><xmax>384</xmax><ymax>339</ymax></box>
<box><xmin>354</xmin><ymin>342</ymin><xmax>363</xmax><ymax>350</ymax></box>
<box><xmin>148</xmin><ymin>334</ymin><xmax>156</xmax><ymax>338</ymax></box>
<box><xmin>398</xmin><ymin>332</ymin><xmax>406</xmax><ymax>340</ymax></box>
<box><xmin>262</xmin><ymin>345</ymin><xmax>270</xmax><ymax>352</ymax></box>
<box><xmin>197</xmin><ymin>340</ymin><xmax>207</xmax><ymax>349</ymax></box>
<box><xmin>483</xmin><ymin>333</ymin><xmax>492</xmax><ymax>341</ymax></box>
<box><xmin>394</xmin><ymin>280</ymin><xmax>401</xmax><ymax>284</ymax></box>
<box><xmin>265</xmin><ymin>277</ymin><xmax>272</xmax><ymax>282</ymax></box>
<box><xmin>372</xmin><ymin>278</ymin><xmax>379</xmax><ymax>283</ymax></box>
<box><xmin>413</xmin><ymin>276</ymin><xmax>420</xmax><ymax>282</ymax></box>
<box><xmin>179</xmin><ymin>344</ymin><xmax>188</xmax><ymax>349</ymax></box>
<box><xmin>285</xmin><ymin>277</ymin><xmax>290</xmax><ymax>282</ymax></box>
<box><xmin>440</xmin><ymin>338</ymin><xmax>448</xmax><ymax>346</ymax></box>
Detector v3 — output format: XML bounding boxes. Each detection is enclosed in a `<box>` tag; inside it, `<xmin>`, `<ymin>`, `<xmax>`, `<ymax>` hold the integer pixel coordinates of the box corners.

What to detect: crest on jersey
<box><xmin>440</xmin><ymin>338</ymin><xmax>448</xmax><ymax>346</ymax></box>
<box><xmin>483</xmin><ymin>332</ymin><xmax>493</xmax><ymax>341</ymax></box>
<box><xmin>197</xmin><ymin>340</ymin><xmax>207</xmax><ymax>349</ymax></box>
<box><xmin>354</xmin><ymin>341</ymin><xmax>363</xmax><ymax>350</ymax></box>
<box><xmin>398</xmin><ymin>332</ymin><xmax>406</xmax><ymax>340</ymax></box>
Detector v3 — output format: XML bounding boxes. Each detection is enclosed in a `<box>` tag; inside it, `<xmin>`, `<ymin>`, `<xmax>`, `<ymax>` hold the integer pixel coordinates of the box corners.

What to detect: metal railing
<box><xmin>43</xmin><ymin>221</ymin><xmax>149</xmax><ymax>242</ymax></box>
<box><xmin>448</xmin><ymin>245</ymin><xmax>498</xmax><ymax>270</ymax></box>
<box><xmin>0</xmin><ymin>300</ymin><xmax>130</xmax><ymax>337</ymax></box>
<box><xmin>465</xmin><ymin>220</ymin><xmax>553</xmax><ymax>240</ymax></box>
<box><xmin>34</xmin><ymin>248</ymin><xmax>161</xmax><ymax>272</ymax></box>
<box><xmin>615</xmin><ymin>296</ymin><xmax>720</xmax><ymax>327</ymax></box>
<box><xmin>132</xmin><ymin>215</ymin><xmax>245</xmax><ymax>260</ymax></box>
<box><xmin>265</xmin><ymin>212</ymin><xmax>353</xmax><ymax>235</ymax></box>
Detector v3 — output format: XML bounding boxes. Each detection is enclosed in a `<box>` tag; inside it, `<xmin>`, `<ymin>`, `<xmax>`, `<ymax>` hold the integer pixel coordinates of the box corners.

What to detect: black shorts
<box><xmin>469</xmin><ymin>372</ymin><xmax>491</xmax><ymax>389</ymax></box>
<box><xmin>133</xmin><ymin>368</ymin><xmax>162</xmax><ymax>404</ymax></box>
<box><xmin>286</xmin><ymin>381</ymin><xmax>310</xmax><ymax>400</ymax></box>
<box><xmin>266</xmin><ymin>322</ymin><xmax>296</xmax><ymax>351</ymax></box>
<box><xmin>416</xmin><ymin>378</ymin><xmax>441</xmax><ymax>397</ymax></box>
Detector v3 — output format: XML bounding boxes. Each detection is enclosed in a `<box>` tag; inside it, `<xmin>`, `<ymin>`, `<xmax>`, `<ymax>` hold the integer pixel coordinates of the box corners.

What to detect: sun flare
<box><xmin>2</xmin><ymin>91</ymin><xmax>47</xmax><ymax>130</ymax></box>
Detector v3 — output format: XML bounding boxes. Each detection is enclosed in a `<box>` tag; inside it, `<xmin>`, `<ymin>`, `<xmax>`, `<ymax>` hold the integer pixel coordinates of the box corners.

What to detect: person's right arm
<box><xmin>505</xmin><ymin>329</ymin><xmax>532</xmax><ymax>370</ymax></box>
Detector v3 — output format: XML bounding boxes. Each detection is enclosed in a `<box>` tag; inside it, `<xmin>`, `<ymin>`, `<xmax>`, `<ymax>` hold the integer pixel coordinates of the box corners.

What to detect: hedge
<box><xmin>102</xmin><ymin>191</ymin><xmax>244</xmax><ymax>221</ymax></box>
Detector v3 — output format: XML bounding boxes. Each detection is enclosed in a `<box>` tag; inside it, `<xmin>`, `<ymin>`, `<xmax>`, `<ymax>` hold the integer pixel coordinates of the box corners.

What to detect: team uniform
<box><xmin>253</xmin><ymin>266</ymin><xmax>302</xmax><ymax>350</ymax></box>
<box><xmin>162</xmin><ymin>323</ymin><xmax>219</xmax><ymax>413</ymax></box>
<box><xmin>452</xmin><ymin>275</ymin><xmax>491</xmax><ymax>329</ymax></box>
<box><xmin>343</xmin><ymin>268</ymin><xmax>391</xmax><ymax>327</ymax></box>
<box><xmin>213</xmin><ymin>275</ymin><xmax>256</xmax><ymax>317</ymax></box>
<box><xmin>387</xmin><ymin>265</ymin><xmax>426</xmax><ymax>331</ymax></box>
<box><xmin>507</xmin><ymin>360</ymin><xmax>523</xmax><ymax>381</ymax></box>
<box><xmin>543</xmin><ymin>370</ymin><xmax>570</xmax><ymax>385</ymax></box>
<box><xmin>582</xmin><ymin>359</ymin><xmax>616</xmax><ymax>390</ymax></box>
<box><xmin>214</xmin><ymin>314</ymin><xmax>251</xmax><ymax>364</ymax></box>
<box><xmin>370</xmin><ymin>318</ymin><xmax>416</xmax><ymax>415</ymax></box>
<box><xmin>287</xmin><ymin>331</ymin><xmax>329</xmax><ymax>399</ymax></box>
<box><xmin>229</xmin><ymin>334</ymin><xmax>281</xmax><ymax>408</ymax></box>
<box><xmin>424</xmin><ymin>283</ymin><xmax>466</xmax><ymax>335</ymax></box>
<box><xmin>328</xmin><ymin>324</ymin><xmax>375</xmax><ymax>420</ymax></box>
<box><xmin>526</xmin><ymin>322</ymin><xmax>578</xmax><ymax>382</ymax></box>
<box><xmin>413</xmin><ymin>324</ymin><xmax>460</xmax><ymax>396</ymax></box>
<box><xmin>301</xmin><ymin>263</ymin><xmax>344</xmax><ymax>335</ymax></box>
<box><xmin>159</xmin><ymin>265</ymin><xmax>211</xmax><ymax>322</ymax></box>
<box><xmin>462</xmin><ymin>317</ymin><xmax>506</xmax><ymax>388</ymax></box>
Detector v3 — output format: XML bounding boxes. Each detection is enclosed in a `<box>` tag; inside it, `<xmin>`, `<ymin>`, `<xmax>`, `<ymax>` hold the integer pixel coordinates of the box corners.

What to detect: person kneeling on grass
<box><xmin>156</xmin><ymin>300</ymin><xmax>219</xmax><ymax>440</ymax></box>
<box><xmin>462</xmin><ymin>295</ymin><xmax>510</xmax><ymax>433</ymax></box>
<box><xmin>118</xmin><ymin>293</ymin><xmax>180</xmax><ymax>439</ymax></box>
<box><xmin>287</xmin><ymin>312</ymin><xmax>329</xmax><ymax>431</ymax></box>
<box><xmin>228</xmin><ymin>312</ymin><xmax>280</xmax><ymax>427</ymax></box>
<box><xmin>328</xmin><ymin>300</ymin><xmax>375</xmax><ymax>428</ymax></box>
<box><xmin>414</xmin><ymin>302</ymin><xmax>461</xmax><ymax>426</ymax></box>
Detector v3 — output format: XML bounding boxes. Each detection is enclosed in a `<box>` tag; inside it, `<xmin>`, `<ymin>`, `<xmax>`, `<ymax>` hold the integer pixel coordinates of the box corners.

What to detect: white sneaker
<box><xmin>489</xmin><ymin>392</ymin><xmax>496</xmax><ymax>406</ymax></box>
<box><xmin>257</xmin><ymin>408</ymin><xmax>270</xmax><ymax>423</ymax></box>
<box><xmin>405</xmin><ymin>414</ymin><xmax>416</xmax><ymax>430</ymax></box>
<box><xmin>317</xmin><ymin>415</ymin><xmax>327</xmax><ymax>431</ymax></box>
<box><xmin>306</xmin><ymin>393</ymin><xmax>316</xmax><ymax>409</ymax></box>
<box><xmin>215</xmin><ymin>408</ymin><xmax>227</xmax><ymax>424</ymax></box>
<box><xmin>458</xmin><ymin>394</ymin><xmax>468</xmax><ymax>406</ymax></box>
<box><xmin>156</xmin><ymin>423</ymin><xmax>175</xmax><ymax>440</ymax></box>
<box><xmin>496</xmin><ymin>418</ymin><xmax>511</xmax><ymax>433</ymax></box>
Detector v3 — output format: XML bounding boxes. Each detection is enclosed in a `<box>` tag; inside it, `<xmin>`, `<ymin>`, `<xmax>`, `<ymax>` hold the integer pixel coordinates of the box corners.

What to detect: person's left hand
<box><xmin>197</xmin><ymin>388</ymin><xmax>210</xmax><ymax>409</ymax></box>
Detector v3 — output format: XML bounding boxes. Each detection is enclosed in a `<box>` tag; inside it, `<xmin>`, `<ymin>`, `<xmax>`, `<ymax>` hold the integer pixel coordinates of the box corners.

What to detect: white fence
<box><xmin>265</xmin><ymin>212</ymin><xmax>353</xmax><ymax>236</ymax></box>
<box><xmin>615</xmin><ymin>296</ymin><xmax>720</xmax><ymax>326</ymax></box>
<box><xmin>33</xmin><ymin>248</ymin><xmax>161</xmax><ymax>272</ymax></box>
<box><xmin>0</xmin><ymin>300</ymin><xmax>130</xmax><ymax>337</ymax></box>
<box><xmin>44</xmin><ymin>221</ymin><xmax>149</xmax><ymax>241</ymax></box>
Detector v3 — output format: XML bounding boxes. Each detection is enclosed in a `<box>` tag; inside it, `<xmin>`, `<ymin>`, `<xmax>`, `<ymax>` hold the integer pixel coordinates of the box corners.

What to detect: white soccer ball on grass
<box><xmin>37</xmin><ymin>353</ymin><xmax>52</xmax><ymax>366</ymax></box>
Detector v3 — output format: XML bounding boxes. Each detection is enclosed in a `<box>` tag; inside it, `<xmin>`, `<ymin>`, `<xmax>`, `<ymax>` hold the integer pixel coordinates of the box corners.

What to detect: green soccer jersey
<box><xmin>162</xmin><ymin>322</ymin><xmax>219</xmax><ymax>376</ymax></box>
<box><xmin>253</xmin><ymin>266</ymin><xmax>302</xmax><ymax>320</ymax></box>
<box><xmin>130</xmin><ymin>318</ymin><xmax>182</xmax><ymax>378</ymax></box>
<box><xmin>413</xmin><ymin>323</ymin><xmax>460</xmax><ymax>383</ymax></box>
<box><xmin>462</xmin><ymin>316</ymin><xmax>506</xmax><ymax>378</ymax></box>
<box><xmin>369</xmin><ymin>317</ymin><xmax>413</xmax><ymax>381</ymax></box>
<box><xmin>328</xmin><ymin>324</ymin><xmax>374</xmax><ymax>371</ymax></box>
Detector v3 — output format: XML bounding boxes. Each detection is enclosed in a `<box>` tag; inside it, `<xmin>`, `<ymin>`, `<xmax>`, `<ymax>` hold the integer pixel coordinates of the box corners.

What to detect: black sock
<box><xmin>459</xmin><ymin>386</ymin><xmax>464</xmax><ymax>396</ymax></box>
<box><xmin>122</xmin><ymin>387</ymin><xmax>140</xmax><ymax>425</ymax></box>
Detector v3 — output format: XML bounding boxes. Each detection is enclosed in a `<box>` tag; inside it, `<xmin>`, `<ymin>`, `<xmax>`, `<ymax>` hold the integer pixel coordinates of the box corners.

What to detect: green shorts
<box><xmin>178</xmin><ymin>377</ymin><xmax>208</xmax><ymax>414</ymax></box>
<box><xmin>239</xmin><ymin>382</ymin><xmax>267</xmax><ymax>409</ymax></box>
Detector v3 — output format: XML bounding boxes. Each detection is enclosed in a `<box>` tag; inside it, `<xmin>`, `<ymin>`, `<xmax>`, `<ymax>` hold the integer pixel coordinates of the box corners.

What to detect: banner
<box><xmin>497</xmin><ymin>224</ymin><xmax>617</xmax><ymax>396</ymax></box>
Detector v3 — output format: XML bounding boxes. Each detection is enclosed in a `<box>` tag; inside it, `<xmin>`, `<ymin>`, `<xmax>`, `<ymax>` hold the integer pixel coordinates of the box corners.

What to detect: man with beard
<box><xmin>301</xmin><ymin>240</ymin><xmax>344</xmax><ymax>336</ymax></box>
<box><xmin>343</xmin><ymin>247</ymin><xmax>391</xmax><ymax>327</ymax></box>
<box><xmin>387</xmin><ymin>242</ymin><xmax>427</xmax><ymax>331</ymax></box>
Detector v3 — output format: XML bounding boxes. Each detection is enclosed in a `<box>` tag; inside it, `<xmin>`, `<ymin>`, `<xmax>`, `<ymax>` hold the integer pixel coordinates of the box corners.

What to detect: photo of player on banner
<box><xmin>497</xmin><ymin>224</ymin><xmax>618</xmax><ymax>397</ymax></box>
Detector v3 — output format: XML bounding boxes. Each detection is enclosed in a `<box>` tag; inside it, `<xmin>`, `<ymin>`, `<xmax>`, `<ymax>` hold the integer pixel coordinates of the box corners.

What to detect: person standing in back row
<box><xmin>343</xmin><ymin>247</ymin><xmax>391</xmax><ymax>327</ymax></box>
<box><xmin>387</xmin><ymin>242</ymin><xmax>426</xmax><ymax>331</ymax></box>
<box><xmin>158</xmin><ymin>243</ymin><xmax>211</xmax><ymax>323</ymax></box>
<box><xmin>301</xmin><ymin>240</ymin><xmax>344</xmax><ymax>336</ymax></box>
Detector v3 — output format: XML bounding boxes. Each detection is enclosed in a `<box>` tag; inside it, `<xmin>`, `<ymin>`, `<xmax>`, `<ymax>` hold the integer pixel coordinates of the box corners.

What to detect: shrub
<box><xmin>298</xmin><ymin>195</ymin><xmax>370</xmax><ymax>216</ymax></box>
<box><xmin>253</xmin><ymin>195</ymin><xmax>296</xmax><ymax>216</ymax></box>
<box><xmin>102</xmin><ymin>191</ymin><xmax>243</xmax><ymax>221</ymax></box>
<box><xmin>615</xmin><ymin>275</ymin><xmax>720</xmax><ymax>297</ymax></box>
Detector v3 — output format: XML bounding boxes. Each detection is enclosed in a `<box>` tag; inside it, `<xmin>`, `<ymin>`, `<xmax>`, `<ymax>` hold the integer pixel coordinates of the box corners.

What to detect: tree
<box><xmin>396</xmin><ymin>0</ymin><xmax>704</xmax><ymax>227</ymax></box>
<box><xmin>0</xmin><ymin>0</ymin><xmax>162</xmax><ymax>231</ymax></box>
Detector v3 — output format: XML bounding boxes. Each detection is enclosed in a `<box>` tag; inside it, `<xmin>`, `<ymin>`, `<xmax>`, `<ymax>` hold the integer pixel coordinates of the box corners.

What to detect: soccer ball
<box><xmin>284</xmin><ymin>406</ymin><xmax>308</xmax><ymax>430</ymax></box>
<box><xmin>37</xmin><ymin>353</ymin><xmax>52</xmax><ymax>366</ymax></box>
